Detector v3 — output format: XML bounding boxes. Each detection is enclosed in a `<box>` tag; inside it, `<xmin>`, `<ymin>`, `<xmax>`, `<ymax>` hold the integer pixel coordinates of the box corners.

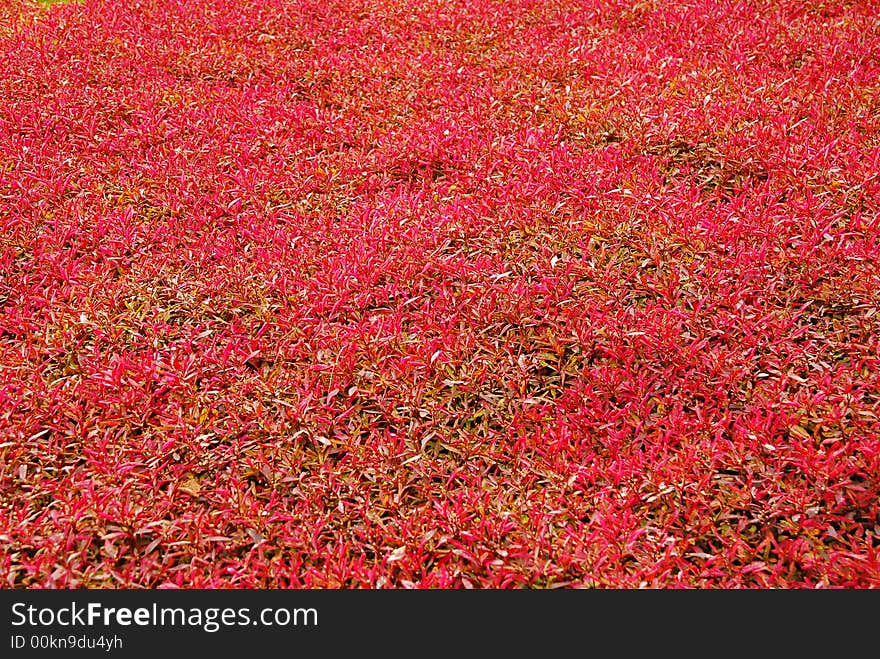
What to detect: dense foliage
<box><xmin>1</xmin><ymin>0</ymin><xmax>878</xmax><ymax>587</ymax></box>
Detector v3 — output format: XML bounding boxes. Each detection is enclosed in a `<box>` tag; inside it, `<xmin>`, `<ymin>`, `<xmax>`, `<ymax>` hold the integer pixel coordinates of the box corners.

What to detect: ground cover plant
<box><xmin>1</xmin><ymin>0</ymin><xmax>879</xmax><ymax>588</ymax></box>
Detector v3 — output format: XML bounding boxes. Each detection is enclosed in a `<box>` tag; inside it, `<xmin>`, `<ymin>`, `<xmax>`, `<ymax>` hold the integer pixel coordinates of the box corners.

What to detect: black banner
<box><xmin>0</xmin><ymin>589</ymin><xmax>874</xmax><ymax>655</ymax></box>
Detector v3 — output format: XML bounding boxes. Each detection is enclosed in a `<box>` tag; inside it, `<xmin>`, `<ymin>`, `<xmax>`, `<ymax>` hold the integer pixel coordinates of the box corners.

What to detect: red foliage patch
<box><xmin>1</xmin><ymin>0</ymin><xmax>879</xmax><ymax>588</ymax></box>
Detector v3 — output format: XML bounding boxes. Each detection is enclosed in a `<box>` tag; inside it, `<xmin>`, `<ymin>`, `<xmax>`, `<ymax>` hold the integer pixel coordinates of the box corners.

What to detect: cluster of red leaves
<box><xmin>1</xmin><ymin>0</ymin><xmax>879</xmax><ymax>588</ymax></box>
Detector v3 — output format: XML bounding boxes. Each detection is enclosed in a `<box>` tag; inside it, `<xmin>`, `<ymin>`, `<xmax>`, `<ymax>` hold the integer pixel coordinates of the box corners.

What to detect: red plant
<box><xmin>1</xmin><ymin>0</ymin><xmax>878</xmax><ymax>588</ymax></box>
